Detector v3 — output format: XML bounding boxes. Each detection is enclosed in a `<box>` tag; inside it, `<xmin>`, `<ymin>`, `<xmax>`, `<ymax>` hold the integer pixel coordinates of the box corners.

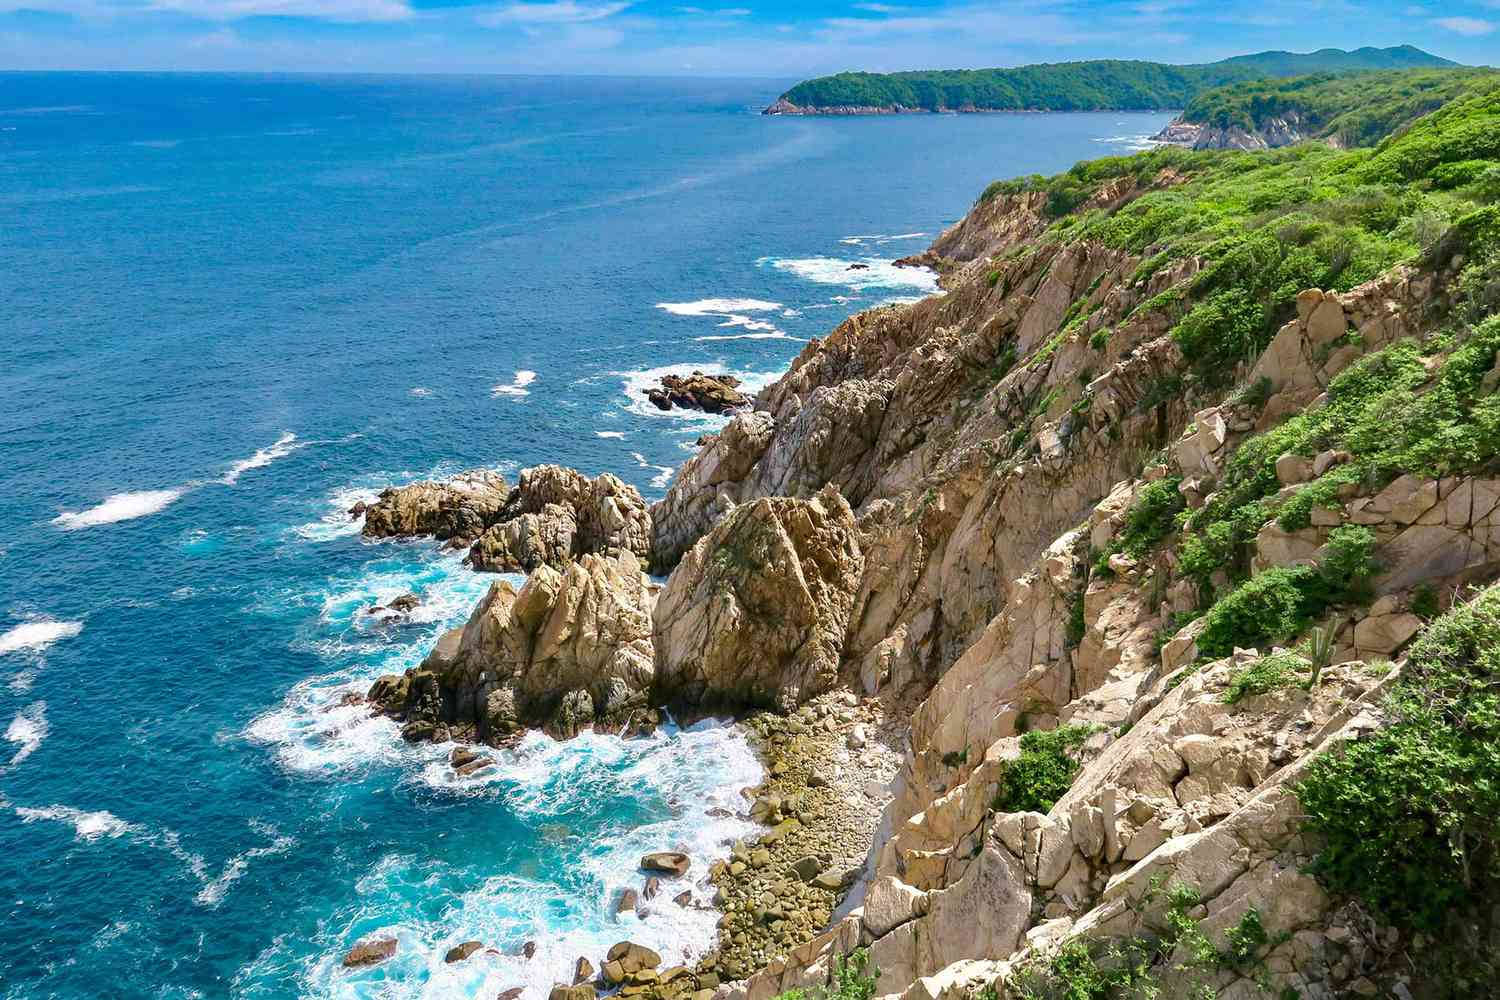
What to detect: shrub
<box><xmin>1319</xmin><ymin>524</ymin><xmax>1380</xmax><ymax>601</ymax></box>
<box><xmin>1298</xmin><ymin>586</ymin><xmax>1500</xmax><ymax>931</ymax></box>
<box><xmin>1196</xmin><ymin>566</ymin><xmax>1322</xmax><ymax>658</ymax></box>
<box><xmin>776</xmin><ymin>950</ymin><xmax>877</xmax><ymax>1000</ymax></box>
<box><xmin>993</xmin><ymin>725</ymin><xmax>1094</xmax><ymax>814</ymax></box>
<box><xmin>1223</xmin><ymin>651</ymin><xmax>1307</xmax><ymax>704</ymax></box>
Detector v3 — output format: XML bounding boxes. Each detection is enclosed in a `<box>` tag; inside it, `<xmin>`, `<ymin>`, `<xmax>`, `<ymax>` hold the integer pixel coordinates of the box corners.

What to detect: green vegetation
<box><xmin>992</xmin><ymin>725</ymin><xmax>1094</xmax><ymax>814</ymax></box>
<box><xmin>776</xmin><ymin>46</ymin><xmax>1453</xmax><ymax>113</ymax></box>
<box><xmin>774</xmin><ymin>950</ymin><xmax>877</xmax><ymax>1000</ymax></box>
<box><xmin>1223</xmin><ymin>650</ymin><xmax>1309</xmax><ymax>704</ymax></box>
<box><xmin>1298</xmin><ymin>585</ymin><xmax>1500</xmax><ymax>932</ymax></box>
<box><xmin>1094</xmin><ymin>476</ymin><xmax>1185</xmax><ymax>575</ymax></box>
<box><xmin>1005</xmin><ymin>882</ymin><xmax>1283</xmax><ymax>998</ymax></box>
<box><xmin>1196</xmin><ymin>525</ymin><xmax>1378</xmax><ymax>658</ymax></box>
<box><xmin>1180</xmin><ymin>68</ymin><xmax>1498</xmax><ymax>147</ymax></box>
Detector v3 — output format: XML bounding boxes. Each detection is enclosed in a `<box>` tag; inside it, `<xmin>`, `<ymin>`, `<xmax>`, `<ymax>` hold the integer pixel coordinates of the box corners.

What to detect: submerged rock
<box><xmin>644</xmin><ymin>372</ymin><xmax>750</xmax><ymax>414</ymax></box>
<box><xmin>341</xmin><ymin>938</ymin><xmax>397</xmax><ymax>968</ymax></box>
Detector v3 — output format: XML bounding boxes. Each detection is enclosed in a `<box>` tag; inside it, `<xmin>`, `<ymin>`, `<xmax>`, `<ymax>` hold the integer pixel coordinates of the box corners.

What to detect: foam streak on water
<box><xmin>51</xmin><ymin>489</ymin><xmax>184</xmax><ymax>530</ymax></box>
<box><xmin>0</xmin><ymin>618</ymin><xmax>83</xmax><ymax>654</ymax></box>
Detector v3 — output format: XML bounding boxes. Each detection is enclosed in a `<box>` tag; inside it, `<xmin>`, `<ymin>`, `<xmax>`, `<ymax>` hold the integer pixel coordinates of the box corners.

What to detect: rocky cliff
<box><xmin>384</xmin><ymin>78</ymin><xmax>1500</xmax><ymax>1000</ymax></box>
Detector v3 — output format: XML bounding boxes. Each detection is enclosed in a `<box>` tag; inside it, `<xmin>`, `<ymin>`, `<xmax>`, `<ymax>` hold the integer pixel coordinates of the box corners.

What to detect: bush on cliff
<box><xmin>992</xmin><ymin>724</ymin><xmax>1095</xmax><ymax>814</ymax></box>
<box><xmin>1298</xmin><ymin>585</ymin><xmax>1500</xmax><ymax>933</ymax></box>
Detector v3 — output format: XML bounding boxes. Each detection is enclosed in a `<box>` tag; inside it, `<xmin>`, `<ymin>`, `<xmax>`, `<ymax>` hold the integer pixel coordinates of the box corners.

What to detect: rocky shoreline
<box><xmin>699</xmin><ymin>692</ymin><xmax>902</xmax><ymax>984</ymax></box>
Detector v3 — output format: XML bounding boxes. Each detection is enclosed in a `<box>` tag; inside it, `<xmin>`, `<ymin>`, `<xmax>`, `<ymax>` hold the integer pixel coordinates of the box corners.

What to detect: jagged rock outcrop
<box><xmin>361</xmin><ymin>469</ymin><xmax>510</xmax><ymax>543</ymax></box>
<box><xmin>369</xmin><ymin>549</ymin><xmax>655</xmax><ymax>741</ymax></box>
<box><xmin>467</xmin><ymin>465</ymin><xmax>651</xmax><ymax>573</ymax></box>
<box><xmin>1152</xmin><ymin>111</ymin><xmax>1315</xmax><ymax>151</ymax></box>
<box><xmin>649</xmin><ymin>411</ymin><xmax>776</xmax><ymax>571</ymax></box>
<box><xmin>652</xmin><ymin>485</ymin><xmax>863</xmax><ymax>710</ymax></box>
<box><xmin>645</xmin><ymin>372</ymin><xmax>750</xmax><ymax>414</ymax></box>
<box><xmin>359</xmin><ymin>466</ymin><xmax>651</xmax><ymax>575</ymax></box>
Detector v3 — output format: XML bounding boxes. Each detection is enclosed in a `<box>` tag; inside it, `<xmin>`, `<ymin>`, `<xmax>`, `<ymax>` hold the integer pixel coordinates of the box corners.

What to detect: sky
<box><xmin>0</xmin><ymin>0</ymin><xmax>1497</xmax><ymax>76</ymax></box>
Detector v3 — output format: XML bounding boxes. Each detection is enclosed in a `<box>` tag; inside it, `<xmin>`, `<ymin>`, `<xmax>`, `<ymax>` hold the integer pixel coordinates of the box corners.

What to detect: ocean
<box><xmin>0</xmin><ymin>71</ymin><xmax>1172</xmax><ymax>1000</ymax></box>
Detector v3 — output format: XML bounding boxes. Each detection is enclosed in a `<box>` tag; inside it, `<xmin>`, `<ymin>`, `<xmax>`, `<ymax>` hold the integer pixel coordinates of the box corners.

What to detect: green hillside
<box><xmin>770</xmin><ymin>45</ymin><xmax>1457</xmax><ymax>113</ymax></box>
<box><xmin>1178</xmin><ymin>67</ymin><xmax>1500</xmax><ymax>147</ymax></box>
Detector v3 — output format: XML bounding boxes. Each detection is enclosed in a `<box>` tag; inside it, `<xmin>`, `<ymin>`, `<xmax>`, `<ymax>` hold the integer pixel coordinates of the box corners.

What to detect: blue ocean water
<box><xmin>0</xmin><ymin>72</ymin><xmax>1172</xmax><ymax>1000</ymax></box>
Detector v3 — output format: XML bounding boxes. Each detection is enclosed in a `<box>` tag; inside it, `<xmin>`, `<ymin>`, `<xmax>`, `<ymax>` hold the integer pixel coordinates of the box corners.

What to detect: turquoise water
<box><xmin>0</xmin><ymin>72</ymin><xmax>1172</xmax><ymax>999</ymax></box>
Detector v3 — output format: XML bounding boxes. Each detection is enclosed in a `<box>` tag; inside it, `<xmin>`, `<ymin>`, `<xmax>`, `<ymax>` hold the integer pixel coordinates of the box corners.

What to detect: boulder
<box><xmin>341</xmin><ymin>938</ymin><xmax>397</xmax><ymax>968</ymax></box>
<box><xmin>444</xmin><ymin>941</ymin><xmax>483</xmax><ymax>963</ymax></box>
<box><xmin>467</xmin><ymin>465</ymin><xmax>651</xmax><ymax>573</ymax></box>
<box><xmin>643</xmin><ymin>875</ymin><xmax>662</xmax><ymax>899</ymax></box>
<box><xmin>574</xmin><ymin>957</ymin><xmax>595</xmax><ymax>984</ymax></box>
<box><xmin>641</xmin><ymin>851</ymin><xmax>691</xmax><ymax>877</ymax></box>
<box><xmin>652</xmin><ymin>485</ymin><xmax>863</xmax><ymax>709</ymax></box>
<box><xmin>550</xmin><ymin>985</ymin><xmax>596</xmax><ymax>1000</ymax></box>
<box><xmin>499</xmin><ymin>990</ymin><xmax>525</xmax><ymax>1000</ymax></box>
<box><xmin>603</xmin><ymin>941</ymin><xmax>661</xmax><ymax>984</ymax></box>
<box><xmin>615</xmin><ymin>888</ymin><xmax>640</xmax><ymax>915</ymax></box>
<box><xmin>362</xmin><ymin>470</ymin><xmax>509</xmax><ymax>541</ymax></box>
<box><xmin>645</xmin><ymin>372</ymin><xmax>751</xmax><ymax>414</ymax></box>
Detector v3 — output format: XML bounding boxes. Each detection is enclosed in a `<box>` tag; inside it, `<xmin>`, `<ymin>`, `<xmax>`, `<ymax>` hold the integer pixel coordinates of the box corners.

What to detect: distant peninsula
<box><xmin>764</xmin><ymin>45</ymin><xmax>1456</xmax><ymax>115</ymax></box>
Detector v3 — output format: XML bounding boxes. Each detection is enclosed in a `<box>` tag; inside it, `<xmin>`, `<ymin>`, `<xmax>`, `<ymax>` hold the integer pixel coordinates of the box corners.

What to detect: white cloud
<box><xmin>150</xmin><ymin>0</ymin><xmax>411</xmax><ymax>20</ymax></box>
<box><xmin>477</xmin><ymin>0</ymin><xmax>630</xmax><ymax>25</ymax></box>
<box><xmin>1434</xmin><ymin>14</ymin><xmax>1494</xmax><ymax>34</ymax></box>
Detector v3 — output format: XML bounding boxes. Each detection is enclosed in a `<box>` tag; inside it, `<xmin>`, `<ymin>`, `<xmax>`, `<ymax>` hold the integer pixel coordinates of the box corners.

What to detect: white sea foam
<box><xmin>0</xmin><ymin>619</ymin><xmax>82</xmax><ymax>655</ymax></box>
<box><xmin>195</xmin><ymin>821</ymin><xmax>296</xmax><ymax>907</ymax></box>
<box><xmin>267</xmin><ymin>721</ymin><xmax>762</xmax><ymax>1000</ymax></box>
<box><xmin>293</xmin><ymin>485</ymin><xmax>381</xmax><ymax>542</ymax></box>
<box><xmin>657</xmin><ymin>297</ymin><xmax>782</xmax><ymax>317</ymax></box>
<box><xmin>221</xmin><ymin>432</ymin><xmax>302</xmax><ymax>485</ymax></box>
<box><xmin>657</xmin><ymin>298</ymin><xmax>788</xmax><ymax>339</ymax></box>
<box><xmin>632</xmin><ymin>452</ymin><xmax>677</xmax><ymax>490</ymax></box>
<box><xmin>408</xmin><ymin>387</ymin><xmax>432</xmax><ymax>397</ymax></box>
<box><xmin>595</xmin><ymin>431</ymin><xmax>626</xmax><ymax>439</ymax></box>
<box><xmin>246</xmin><ymin>551</ymin><xmax>501</xmax><ymax>774</ymax></box>
<box><xmin>839</xmin><ymin>232</ymin><xmax>928</xmax><ymax>246</ymax></box>
<box><xmin>52</xmin><ymin>489</ymin><xmax>183</xmax><ymax>530</ymax></box>
<box><xmin>760</xmin><ymin>255</ymin><xmax>939</xmax><ymax>294</ymax></box>
<box><xmin>4</xmin><ymin>701</ymin><xmax>47</xmax><ymax>770</ymax></box>
<box><xmin>11</xmin><ymin>795</ymin><xmax>288</xmax><ymax>907</ymax></box>
<box><xmin>493</xmin><ymin>370</ymin><xmax>538</xmax><ymax>398</ymax></box>
<box><xmin>15</xmin><ymin>804</ymin><xmax>136</xmax><ymax>841</ymax></box>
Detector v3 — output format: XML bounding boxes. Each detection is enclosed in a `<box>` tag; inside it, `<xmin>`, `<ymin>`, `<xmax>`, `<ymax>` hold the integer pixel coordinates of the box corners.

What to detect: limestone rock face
<box><xmin>653</xmin><ymin>485</ymin><xmax>863</xmax><ymax>710</ymax></box>
<box><xmin>361</xmin><ymin>469</ymin><xmax>509</xmax><ymax>543</ymax></box>
<box><xmin>369</xmin><ymin>549</ymin><xmax>654</xmax><ymax>741</ymax></box>
<box><xmin>468</xmin><ymin>465</ymin><xmax>651</xmax><ymax>573</ymax></box>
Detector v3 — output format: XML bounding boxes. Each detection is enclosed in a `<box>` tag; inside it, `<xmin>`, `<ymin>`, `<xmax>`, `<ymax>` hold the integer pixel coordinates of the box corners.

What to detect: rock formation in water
<box><xmin>368</xmin><ymin>549</ymin><xmax>656</xmax><ymax>741</ymax></box>
<box><xmin>645</xmin><ymin>372</ymin><xmax>751</xmax><ymax>414</ymax></box>
<box><xmin>360</xmin><ymin>465</ymin><xmax>651</xmax><ymax>573</ymax></box>
<box><xmin>361</xmin><ymin>469</ymin><xmax>510</xmax><ymax>543</ymax></box>
<box><xmin>467</xmin><ymin>465</ymin><xmax>652</xmax><ymax>573</ymax></box>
